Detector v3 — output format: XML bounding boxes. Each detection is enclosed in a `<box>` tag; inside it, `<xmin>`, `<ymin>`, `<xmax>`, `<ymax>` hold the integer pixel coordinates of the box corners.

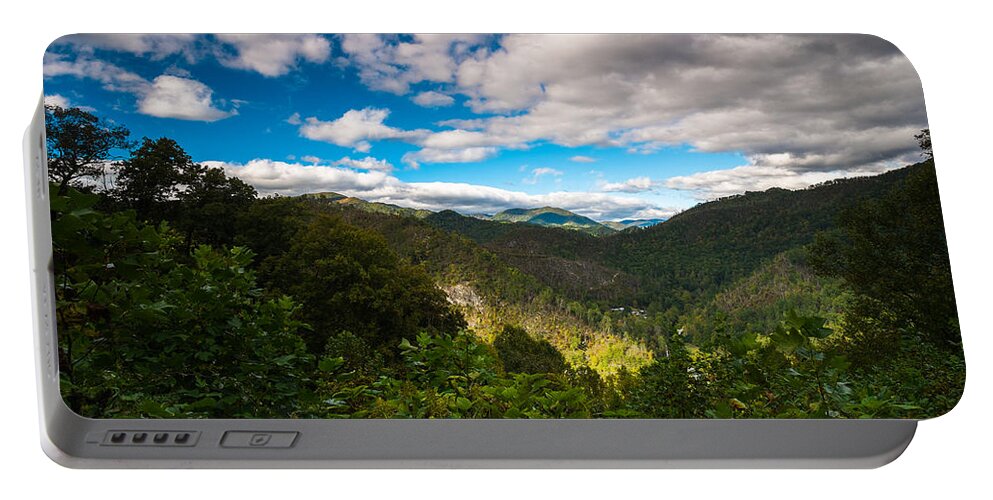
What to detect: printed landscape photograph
<box><xmin>43</xmin><ymin>34</ymin><xmax>964</xmax><ymax>419</ymax></box>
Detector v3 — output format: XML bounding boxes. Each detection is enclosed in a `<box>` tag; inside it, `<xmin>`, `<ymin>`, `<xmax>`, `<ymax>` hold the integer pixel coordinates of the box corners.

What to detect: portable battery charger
<box><xmin>26</xmin><ymin>34</ymin><xmax>963</xmax><ymax>468</ymax></box>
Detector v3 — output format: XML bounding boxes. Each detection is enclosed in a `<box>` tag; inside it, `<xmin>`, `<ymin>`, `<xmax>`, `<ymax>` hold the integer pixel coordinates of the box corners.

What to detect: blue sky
<box><xmin>42</xmin><ymin>34</ymin><xmax>928</xmax><ymax>220</ymax></box>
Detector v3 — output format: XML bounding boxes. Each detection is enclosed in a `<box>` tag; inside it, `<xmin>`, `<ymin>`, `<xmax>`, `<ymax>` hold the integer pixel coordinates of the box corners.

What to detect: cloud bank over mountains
<box><xmin>206</xmin><ymin>158</ymin><xmax>677</xmax><ymax>220</ymax></box>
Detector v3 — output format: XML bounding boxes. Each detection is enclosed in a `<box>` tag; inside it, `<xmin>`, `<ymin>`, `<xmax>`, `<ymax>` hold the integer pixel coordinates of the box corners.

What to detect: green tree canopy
<box><xmin>113</xmin><ymin>137</ymin><xmax>198</xmax><ymax>222</ymax></box>
<box><xmin>175</xmin><ymin>165</ymin><xmax>257</xmax><ymax>250</ymax></box>
<box><xmin>113</xmin><ymin>137</ymin><xmax>258</xmax><ymax>250</ymax></box>
<box><xmin>268</xmin><ymin>214</ymin><xmax>466</xmax><ymax>354</ymax></box>
<box><xmin>810</xmin><ymin>161</ymin><xmax>959</xmax><ymax>347</ymax></box>
<box><xmin>45</xmin><ymin>105</ymin><xmax>131</xmax><ymax>194</ymax></box>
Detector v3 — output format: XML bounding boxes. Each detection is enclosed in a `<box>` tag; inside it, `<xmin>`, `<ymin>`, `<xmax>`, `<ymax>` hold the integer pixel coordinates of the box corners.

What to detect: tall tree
<box><xmin>45</xmin><ymin>105</ymin><xmax>131</xmax><ymax>194</ymax></box>
<box><xmin>113</xmin><ymin>137</ymin><xmax>199</xmax><ymax>223</ymax></box>
<box><xmin>176</xmin><ymin>166</ymin><xmax>257</xmax><ymax>250</ymax></box>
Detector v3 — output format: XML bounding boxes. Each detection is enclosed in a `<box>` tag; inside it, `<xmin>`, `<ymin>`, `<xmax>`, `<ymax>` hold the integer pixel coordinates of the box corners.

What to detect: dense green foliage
<box><xmin>52</xmin><ymin>190</ymin><xmax>312</xmax><ymax>418</ymax></box>
<box><xmin>266</xmin><ymin>213</ymin><xmax>465</xmax><ymax>354</ymax></box>
<box><xmin>679</xmin><ymin>250</ymin><xmax>845</xmax><ymax>341</ymax></box>
<box><xmin>47</xmin><ymin>108</ymin><xmax>964</xmax><ymax>420</ymax></box>
<box><xmin>810</xmin><ymin>161</ymin><xmax>960</xmax><ymax>362</ymax></box>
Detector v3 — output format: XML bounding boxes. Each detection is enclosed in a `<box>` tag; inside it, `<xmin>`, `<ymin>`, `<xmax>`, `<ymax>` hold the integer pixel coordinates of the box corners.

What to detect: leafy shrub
<box><xmin>53</xmin><ymin>186</ymin><xmax>313</xmax><ymax>418</ymax></box>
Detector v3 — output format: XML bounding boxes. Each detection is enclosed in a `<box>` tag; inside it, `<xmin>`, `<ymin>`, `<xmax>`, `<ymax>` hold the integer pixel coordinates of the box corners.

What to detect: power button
<box><xmin>220</xmin><ymin>431</ymin><xmax>299</xmax><ymax>448</ymax></box>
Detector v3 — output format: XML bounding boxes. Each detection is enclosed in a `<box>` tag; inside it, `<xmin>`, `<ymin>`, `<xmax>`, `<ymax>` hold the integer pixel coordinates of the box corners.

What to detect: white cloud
<box><xmin>207</xmin><ymin>159</ymin><xmax>394</xmax><ymax>195</ymax></box>
<box><xmin>44</xmin><ymin>94</ymin><xmax>69</xmax><ymax>108</ymax></box>
<box><xmin>418</xmin><ymin>128</ymin><xmax>525</xmax><ymax>150</ymax></box>
<box><xmin>523</xmin><ymin>167</ymin><xmax>564</xmax><ymax>184</ymax></box>
<box><xmin>298</xmin><ymin>107</ymin><xmax>426</xmax><ymax>151</ymax></box>
<box><xmin>333</xmin><ymin>156</ymin><xmax>395</xmax><ymax>172</ymax></box>
<box><xmin>137</xmin><ymin>75</ymin><xmax>235</xmax><ymax>122</ymax></box>
<box><xmin>461</xmin><ymin>35</ymin><xmax>923</xmax><ymax>169</ymax></box>
<box><xmin>51</xmin><ymin>34</ymin><xmax>329</xmax><ymax>77</ymax></box>
<box><xmin>51</xmin><ymin>34</ymin><xmax>199</xmax><ymax>61</ymax></box>
<box><xmin>570</xmin><ymin>155</ymin><xmax>596</xmax><ymax>163</ymax></box>
<box><xmin>599</xmin><ymin>176</ymin><xmax>658</xmax><ymax>193</ymax></box>
<box><xmin>44</xmin><ymin>53</ymin><xmax>150</xmax><ymax>94</ymax></box>
<box><xmin>285</xmin><ymin>112</ymin><xmax>302</xmax><ymax>125</ymax></box>
<box><xmin>301</xmin><ymin>155</ymin><xmax>323</xmax><ymax>164</ymax></box>
<box><xmin>335</xmin><ymin>34</ymin><xmax>927</xmax><ymax>194</ymax></box>
<box><xmin>214</xmin><ymin>34</ymin><xmax>331</xmax><ymax>77</ymax></box>
<box><xmin>45</xmin><ymin>53</ymin><xmax>235</xmax><ymax>122</ymax></box>
<box><xmin>412</xmin><ymin>90</ymin><xmax>455</xmax><ymax>107</ymax></box>
<box><xmin>663</xmin><ymin>158</ymin><xmax>903</xmax><ymax>201</ymax></box>
<box><xmin>402</xmin><ymin>147</ymin><xmax>498</xmax><ymax>168</ymax></box>
<box><xmin>212</xmin><ymin>158</ymin><xmax>678</xmax><ymax>220</ymax></box>
<box><xmin>48</xmin><ymin>35</ymin><xmax>931</xmax><ymax>200</ymax></box>
<box><xmin>339</xmin><ymin>34</ymin><xmax>484</xmax><ymax>94</ymax></box>
<box><xmin>44</xmin><ymin>94</ymin><xmax>97</xmax><ymax>112</ymax></box>
<box><xmin>295</xmin><ymin>108</ymin><xmax>502</xmax><ymax>167</ymax></box>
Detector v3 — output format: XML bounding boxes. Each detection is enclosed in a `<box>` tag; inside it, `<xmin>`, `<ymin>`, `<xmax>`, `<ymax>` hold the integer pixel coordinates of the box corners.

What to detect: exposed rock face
<box><xmin>442</xmin><ymin>283</ymin><xmax>484</xmax><ymax>310</ymax></box>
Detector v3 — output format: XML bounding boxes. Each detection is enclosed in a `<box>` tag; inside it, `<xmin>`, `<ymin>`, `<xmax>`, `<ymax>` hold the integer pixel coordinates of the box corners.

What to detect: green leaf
<box><xmin>318</xmin><ymin>357</ymin><xmax>345</xmax><ymax>373</ymax></box>
<box><xmin>138</xmin><ymin>400</ymin><xmax>174</xmax><ymax>418</ymax></box>
<box><xmin>455</xmin><ymin>397</ymin><xmax>473</xmax><ymax>411</ymax></box>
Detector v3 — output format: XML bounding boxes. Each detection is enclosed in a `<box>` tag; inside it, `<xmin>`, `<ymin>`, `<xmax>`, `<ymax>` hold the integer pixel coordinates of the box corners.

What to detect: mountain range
<box><xmin>300</xmin><ymin>195</ymin><xmax>668</xmax><ymax>236</ymax></box>
<box><xmin>300</xmin><ymin>162</ymin><xmax>923</xmax><ymax>357</ymax></box>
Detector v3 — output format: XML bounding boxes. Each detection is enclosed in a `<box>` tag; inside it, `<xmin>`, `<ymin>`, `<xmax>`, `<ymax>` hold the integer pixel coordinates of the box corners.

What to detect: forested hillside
<box><xmin>47</xmin><ymin>105</ymin><xmax>964</xmax><ymax>420</ymax></box>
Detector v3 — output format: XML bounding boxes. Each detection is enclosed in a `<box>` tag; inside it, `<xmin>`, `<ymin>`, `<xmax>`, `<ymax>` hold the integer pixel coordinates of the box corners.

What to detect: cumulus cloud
<box><xmin>295</xmin><ymin>108</ymin><xmax>504</xmax><ymax>167</ymax></box>
<box><xmin>570</xmin><ymin>155</ymin><xmax>596</xmax><ymax>163</ymax></box>
<box><xmin>137</xmin><ymin>75</ymin><xmax>235</xmax><ymax>122</ymax></box>
<box><xmin>44</xmin><ymin>53</ymin><xmax>150</xmax><ymax>94</ymax></box>
<box><xmin>402</xmin><ymin>147</ymin><xmax>498</xmax><ymax>168</ymax></box>
<box><xmin>298</xmin><ymin>107</ymin><xmax>427</xmax><ymax>152</ymax></box>
<box><xmin>268</xmin><ymin>154</ymin><xmax>394</xmax><ymax>171</ymax></box>
<box><xmin>44</xmin><ymin>53</ymin><xmax>235</xmax><ymax>122</ymax></box>
<box><xmin>44</xmin><ymin>94</ymin><xmax>96</xmax><ymax>112</ymax></box>
<box><xmin>211</xmin><ymin>158</ymin><xmax>678</xmax><ymax>220</ymax></box>
<box><xmin>334</xmin><ymin>156</ymin><xmax>395</xmax><ymax>172</ymax></box>
<box><xmin>599</xmin><ymin>176</ymin><xmax>658</xmax><ymax>193</ymax></box>
<box><xmin>214</xmin><ymin>34</ymin><xmax>331</xmax><ymax>77</ymax></box>
<box><xmin>339</xmin><ymin>34</ymin><xmax>484</xmax><ymax>94</ymax></box>
<box><xmin>206</xmin><ymin>159</ymin><xmax>393</xmax><ymax>195</ymax></box>
<box><xmin>43</xmin><ymin>94</ymin><xmax>69</xmax><ymax>108</ymax></box>
<box><xmin>412</xmin><ymin>90</ymin><xmax>455</xmax><ymax>107</ymax></box>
